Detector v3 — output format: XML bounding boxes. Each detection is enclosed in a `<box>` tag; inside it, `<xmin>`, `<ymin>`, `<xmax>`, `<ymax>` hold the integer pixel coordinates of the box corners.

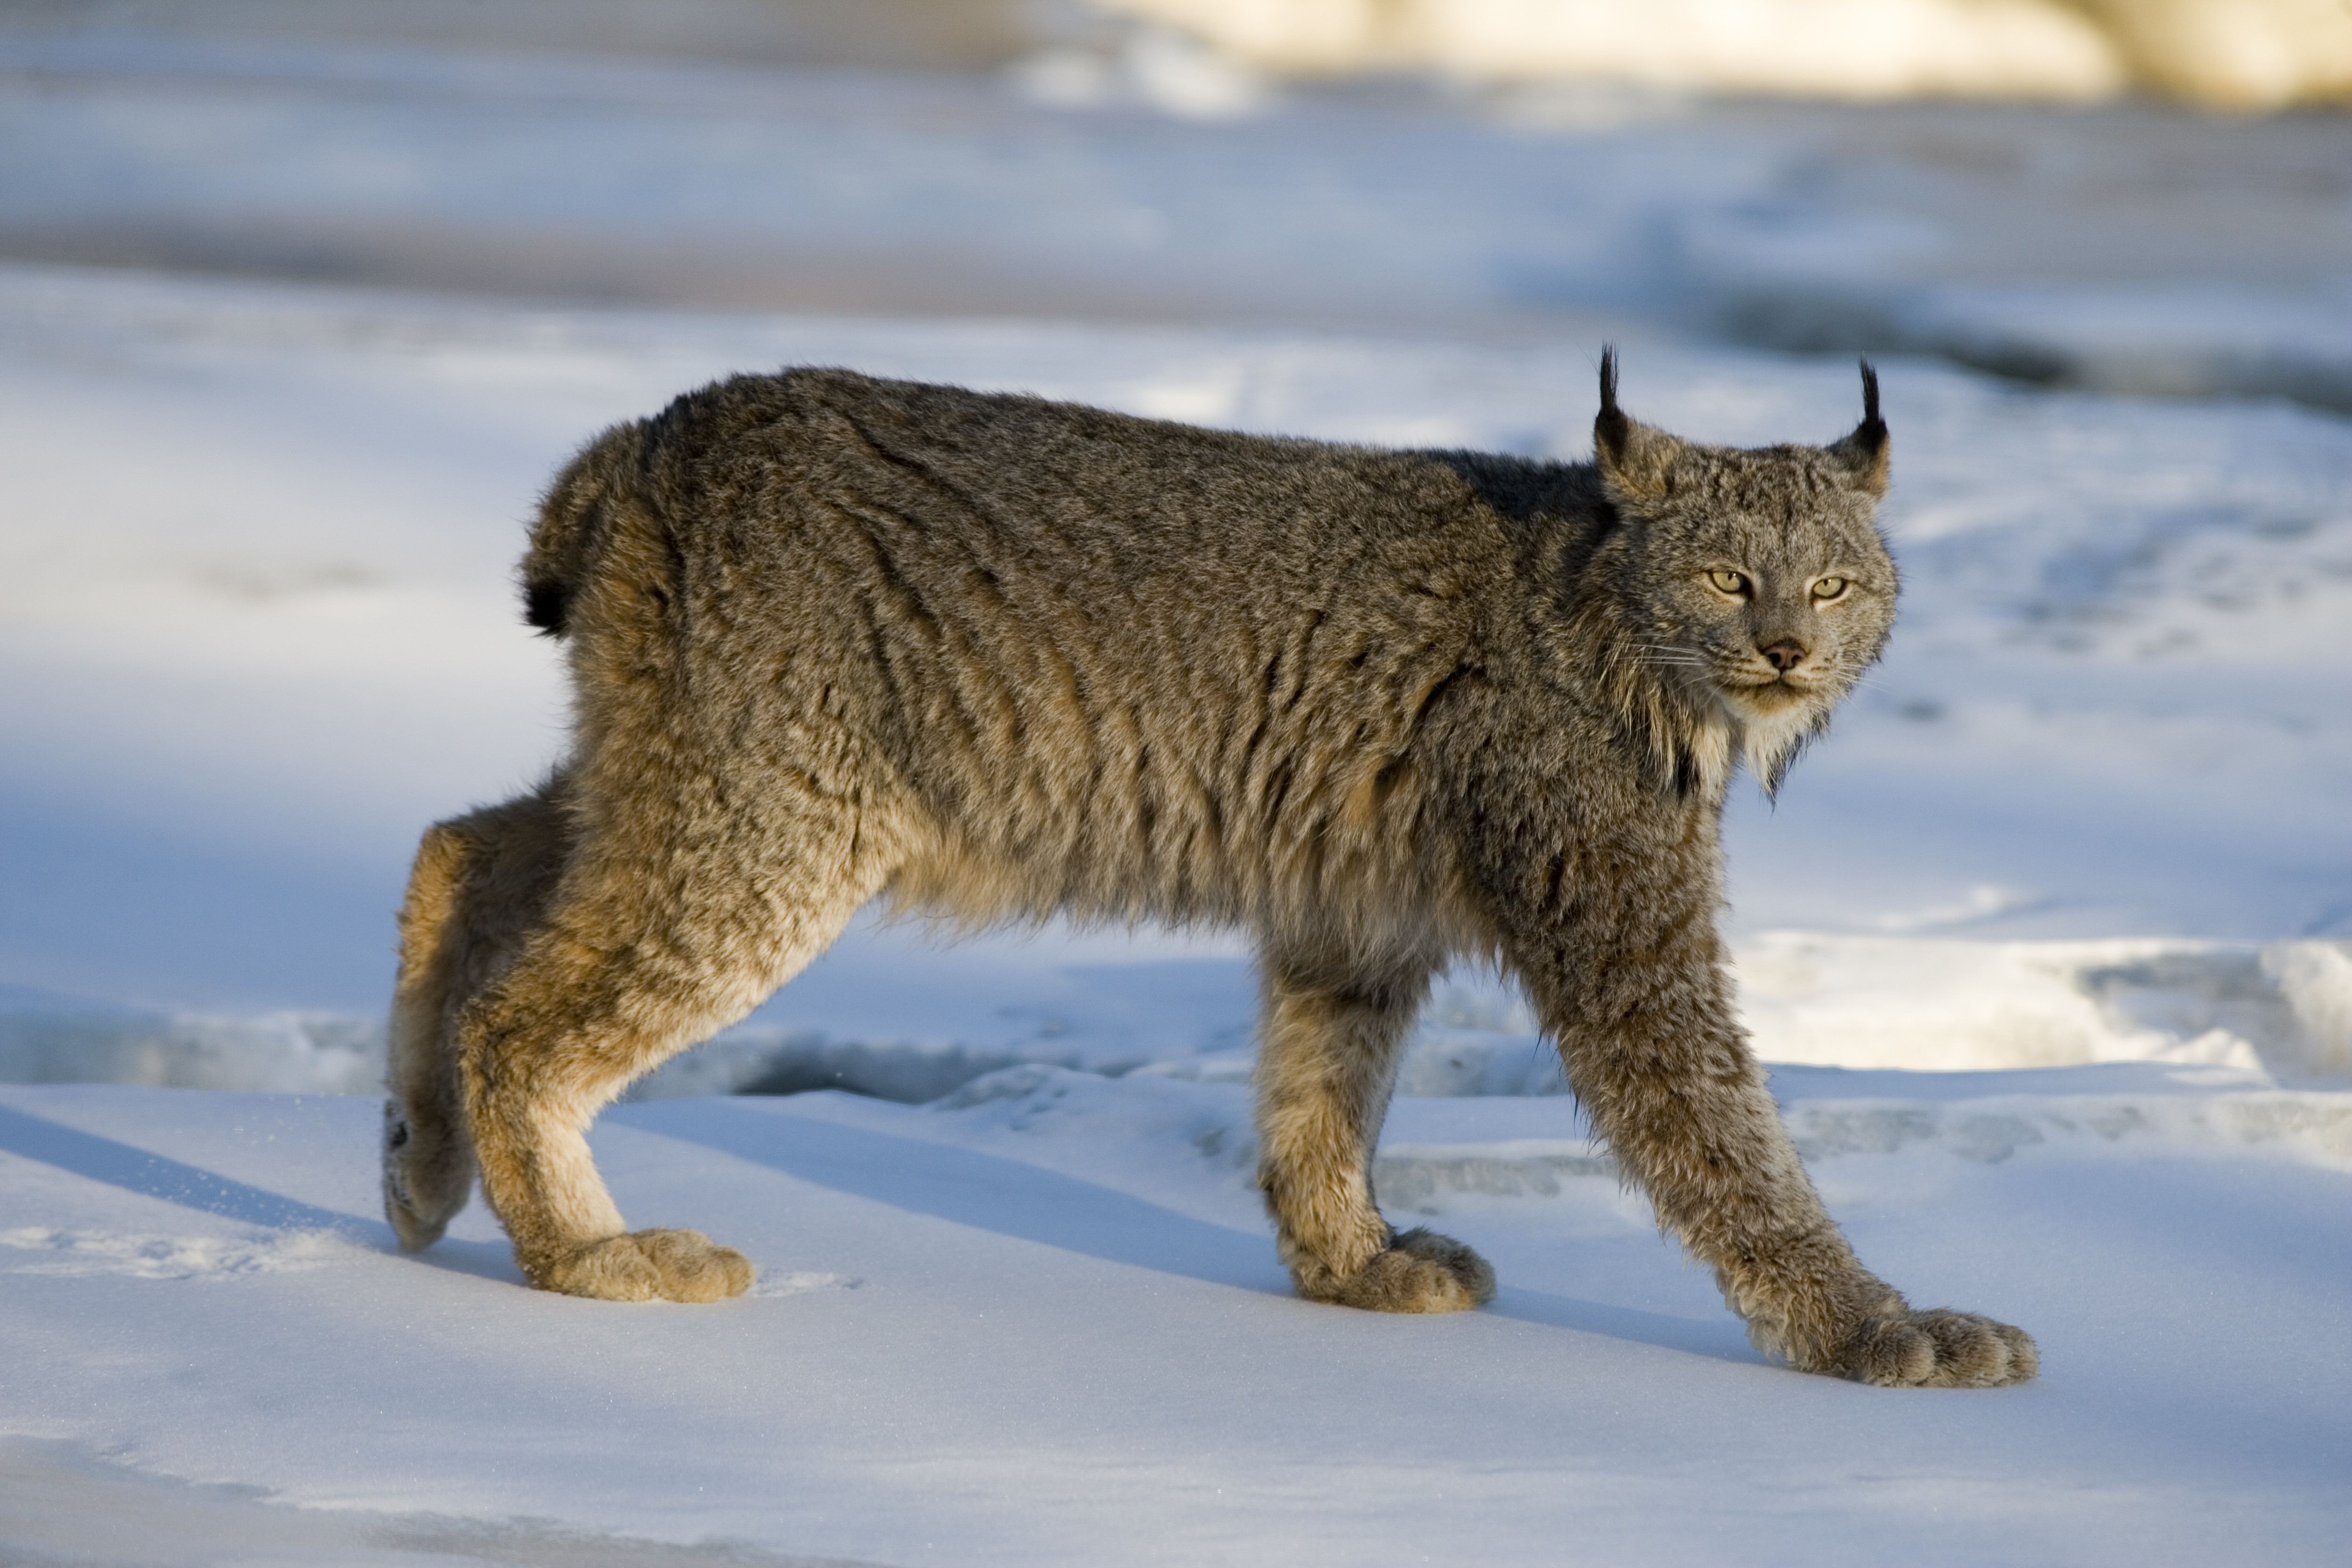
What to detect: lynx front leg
<box><xmin>1602</xmin><ymin>1053</ymin><xmax>2037</xmax><ymax>1387</ymax></box>
<box><xmin>1253</xmin><ymin>947</ymin><xmax>1494</xmax><ymax>1313</ymax></box>
<box><xmin>1515</xmin><ymin>887</ymin><xmax>2035</xmax><ymax>1386</ymax></box>
<box><xmin>384</xmin><ymin>777</ymin><xmax>572</xmax><ymax>1251</ymax></box>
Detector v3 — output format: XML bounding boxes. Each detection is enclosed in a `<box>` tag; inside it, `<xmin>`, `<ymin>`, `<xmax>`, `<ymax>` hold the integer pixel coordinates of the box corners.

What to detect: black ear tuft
<box><xmin>1594</xmin><ymin>344</ymin><xmax>1630</xmax><ymax>466</ymax></box>
<box><xmin>1851</xmin><ymin>357</ymin><xmax>1887</xmax><ymax>459</ymax></box>
<box><xmin>1827</xmin><ymin>357</ymin><xmax>1891</xmax><ymax>495</ymax></box>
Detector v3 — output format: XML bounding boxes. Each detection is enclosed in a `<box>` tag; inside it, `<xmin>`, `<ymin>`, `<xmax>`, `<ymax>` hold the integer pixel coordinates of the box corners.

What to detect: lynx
<box><xmin>384</xmin><ymin>352</ymin><xmax>2035</xmax><ymax>1387</ymax></box>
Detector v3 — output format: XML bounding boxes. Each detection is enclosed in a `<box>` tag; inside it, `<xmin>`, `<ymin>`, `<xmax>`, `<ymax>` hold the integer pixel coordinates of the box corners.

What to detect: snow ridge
<box><xmin>0</xmin><ymin>1225</ymin><xmax>362</xmax><ymax>1281</ymax></box>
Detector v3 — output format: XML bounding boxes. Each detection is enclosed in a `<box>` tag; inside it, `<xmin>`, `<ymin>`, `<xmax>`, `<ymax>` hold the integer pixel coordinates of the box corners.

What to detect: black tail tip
<box><xmin>523</xmin><ymin>579</ymin><xmax>568</xmax><ymax>637</ymax></box>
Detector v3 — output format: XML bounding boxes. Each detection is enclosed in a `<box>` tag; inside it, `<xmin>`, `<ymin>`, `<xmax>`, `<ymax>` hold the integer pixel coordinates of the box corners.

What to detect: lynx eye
<box><xmin>1811</xmin><ymin>576</ymin><xmax>1849</xmax><ymax>602</ymax></box>
<box><xmin>1707</xmin><ymin>569</ymin><xmax>1749</xmax><ymax>597</ymax></box>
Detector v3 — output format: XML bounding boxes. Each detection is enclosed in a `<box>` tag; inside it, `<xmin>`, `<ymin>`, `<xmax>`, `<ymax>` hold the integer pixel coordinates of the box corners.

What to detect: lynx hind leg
<box><xmin>1254</xmin><ymin>947</ymin><xmax>1494</xmax><ymax>1314</ymax></box>
<box><xmin>384</xmin><ymin>780</ymin><xmax>572</xmax><ymax>1251</ymax></box>
<box><xmin>461</xmin><ymin>811</ymin><xmax>889</xmax><ymax>1303</ymax></box>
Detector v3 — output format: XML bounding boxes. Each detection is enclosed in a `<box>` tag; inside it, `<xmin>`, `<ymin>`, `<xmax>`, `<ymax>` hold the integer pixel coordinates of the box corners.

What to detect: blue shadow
<box><xmin>0</xmin><ymin>1102</ymin><xmax>381</xmax><ymax>1235</ymax></box>
<box><xmin>625</xmin><ymin>1101</ymin><xmax>1764</xmax><ymax>1365</ymax></box>
<box><xmin>620</xmin><ymin>1100</ymin><xmax>1287</xmax><ymax>1295</ymax></box>
<box><xmin>0</xmin><ymin>1102</ymin><xmax>538</xmax><ymax>1282</ymax></box>
<box><xmin>1485</xmin><ymin>1286</ymin><xmax>1761</xmax><ymax>1365</ymax></box>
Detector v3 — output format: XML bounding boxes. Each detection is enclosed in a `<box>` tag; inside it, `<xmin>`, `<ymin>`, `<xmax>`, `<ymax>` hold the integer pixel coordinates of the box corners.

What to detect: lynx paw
<box><xmin>1306</xmin><ymin>1228</ymin><xmax>1497</xmax><ymax>1314</ymax></box>
<box><xmin>382</xmin><ymin>1101</ymin><xmax>471</xmax><ymax>1253</ymax></box>
<box><xmin>1837</xmin><ymin>1308</ymin><xmax>2039</xmax><ymax>1388</ymax></box>
<box><xmin>536</xmin><ymin>1229</ymin><xmax>755</xmax><ymax>1303</ymax></box>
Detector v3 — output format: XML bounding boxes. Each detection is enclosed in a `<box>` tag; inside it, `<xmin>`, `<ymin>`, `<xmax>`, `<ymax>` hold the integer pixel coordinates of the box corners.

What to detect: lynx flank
<box><xmin>384</xmin><ymin>353</ymin><xmax>2035</xmax><ymax>1388</ymax></box>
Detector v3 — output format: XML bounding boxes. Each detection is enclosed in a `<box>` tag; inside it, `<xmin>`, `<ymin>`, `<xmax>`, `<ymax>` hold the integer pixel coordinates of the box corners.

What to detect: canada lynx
<box><xmin>384</xmin><ymin>352</ymin><xmax>2035</xmax><ymax>1387</ymax></box>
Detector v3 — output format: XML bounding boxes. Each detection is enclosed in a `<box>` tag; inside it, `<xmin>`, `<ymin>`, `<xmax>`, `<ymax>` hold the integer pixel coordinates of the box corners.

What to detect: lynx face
<box><xmin>1596</xmin><ymin>370</ymin><xmax>1896</xmax><ymax>794</ymax></box>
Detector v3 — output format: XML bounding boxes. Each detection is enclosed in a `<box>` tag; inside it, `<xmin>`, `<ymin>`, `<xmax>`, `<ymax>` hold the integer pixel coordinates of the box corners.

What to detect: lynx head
<box><xmin>1591</xmin><ymin>349</ymin><xmax>1896</xmax><ymax>797</ymax></box>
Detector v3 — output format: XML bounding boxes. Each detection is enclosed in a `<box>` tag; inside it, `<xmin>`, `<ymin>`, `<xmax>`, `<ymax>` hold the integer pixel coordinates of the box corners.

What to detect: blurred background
<box><xmin>6</xmin><ymin>0</ymin><xmax>2348</xmax><ymax>361</ymax></box>
<box><xmin>2</xmin><ymin>1</ymin><xmax>2347</xmax><ymax>1091</ymax></box>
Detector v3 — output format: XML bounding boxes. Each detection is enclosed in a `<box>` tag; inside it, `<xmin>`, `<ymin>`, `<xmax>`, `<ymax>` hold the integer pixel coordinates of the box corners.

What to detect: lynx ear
<box><xmin>1592</xmin><ymin>345</ymin><xmax>1684</xmax><ymax>502</ymax></box>
<box><xmin>1829</xmin><ymin>358</ymin><xmax>1890</xmax><ymax>496</ymax></box>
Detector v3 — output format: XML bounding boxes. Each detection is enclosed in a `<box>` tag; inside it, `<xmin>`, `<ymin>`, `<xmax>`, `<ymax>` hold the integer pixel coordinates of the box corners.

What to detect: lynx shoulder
<box><xmin>383</xmin><ymin>353</ymin><xmax>2035</xmax><ymax>1387</ymax></box>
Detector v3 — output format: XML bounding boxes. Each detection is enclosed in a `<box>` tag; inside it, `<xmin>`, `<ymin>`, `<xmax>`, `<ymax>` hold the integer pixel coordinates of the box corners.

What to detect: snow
<box><xmin>3</xmin><ymin>9</ymin><xmax>2351</xmax><ymax>1565</ymax></box>
<box><xmin>4</xmin><ymin>1073</ymin><xmax>2349</xmax><ymax>1565</ymax></box>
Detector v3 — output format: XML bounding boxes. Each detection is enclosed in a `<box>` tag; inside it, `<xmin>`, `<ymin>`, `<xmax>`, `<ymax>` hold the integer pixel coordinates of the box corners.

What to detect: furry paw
<box><xmin>535</xmin><ymin>1229</ymin><xmax>755</xmax><ymax>1303</ymax></box>
<box><xmin>382</xmin><ymin>1099</ymin><xmax>472</xmax><ymax>1253</ymax></box>
<box><xmin>1305</xmin><ymin>1228</ymin><xmax>1497</xmax><ymax>1314</ymax></box>
<box><xmin>1837</xmin><ymin>1307</ymin><xmax>2039</xmax><ymax>1388</ymax></box>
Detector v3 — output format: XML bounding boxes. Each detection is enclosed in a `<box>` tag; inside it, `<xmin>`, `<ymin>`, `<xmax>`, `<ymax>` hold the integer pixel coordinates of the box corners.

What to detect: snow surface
<box><xmin>2</xmin><ymin>11</ymin><xmax>2350</xmax><ymax>1565</ymax></box>
<box><xmin>4</xmin><ymin>1070</ymin><xmax>2349</xmax><ymax>1565</ymax></box>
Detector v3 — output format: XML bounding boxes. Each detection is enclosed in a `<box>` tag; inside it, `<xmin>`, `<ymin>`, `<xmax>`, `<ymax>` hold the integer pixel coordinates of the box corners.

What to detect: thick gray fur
<box><xmin>381</xmin><ymin>351</ymin><xmax>2034</xmax><ymax>1386</ymax></box>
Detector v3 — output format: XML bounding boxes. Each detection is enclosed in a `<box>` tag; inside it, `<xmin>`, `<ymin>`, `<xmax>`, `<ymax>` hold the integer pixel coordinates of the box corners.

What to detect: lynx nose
<box><xmin>1759</xmin><ymin>638</ymin><xmax>1808</xmax><ymax>673</ymax></box>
